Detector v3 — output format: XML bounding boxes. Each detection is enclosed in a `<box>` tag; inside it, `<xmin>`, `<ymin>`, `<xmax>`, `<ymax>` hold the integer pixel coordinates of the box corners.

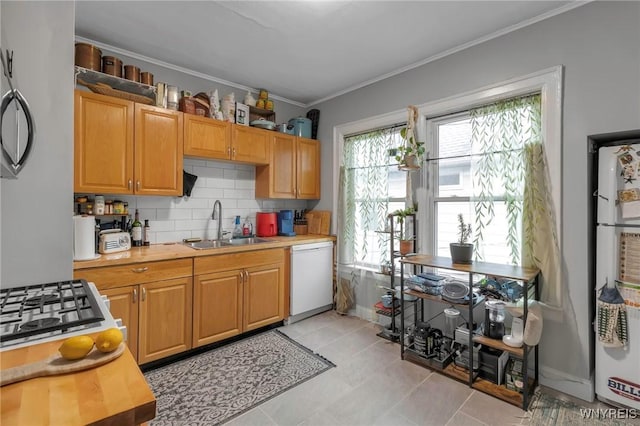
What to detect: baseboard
<box><xmin>286</xmin><ymin>305</ymin><xmax>333</xmax><ymax>325</ymax></box>
<box><xmin>540</xmin><ymin>365</ymin><xmax>595</xmax><ymax>402</ymax></box>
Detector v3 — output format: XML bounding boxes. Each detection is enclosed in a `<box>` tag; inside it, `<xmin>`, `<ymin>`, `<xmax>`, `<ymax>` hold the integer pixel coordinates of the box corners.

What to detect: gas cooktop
<box><xmin>0</xmin><ymin>279</ymin><xmax>106</xmax><ymax>348</ymax></box>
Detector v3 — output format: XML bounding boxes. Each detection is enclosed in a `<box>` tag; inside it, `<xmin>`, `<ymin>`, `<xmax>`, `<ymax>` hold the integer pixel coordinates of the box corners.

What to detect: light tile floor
<box><xmin>225</xmin><ymin>310</ymin><xmax>534</xmax><ymax>426</ymax></box>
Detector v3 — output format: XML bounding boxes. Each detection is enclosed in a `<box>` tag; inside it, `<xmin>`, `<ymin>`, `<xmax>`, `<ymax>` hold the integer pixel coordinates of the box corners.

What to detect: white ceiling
<box><xmin>75</xmin><ymin>1</ymin><xmax>584</xmax><ymax>107</ymax></box>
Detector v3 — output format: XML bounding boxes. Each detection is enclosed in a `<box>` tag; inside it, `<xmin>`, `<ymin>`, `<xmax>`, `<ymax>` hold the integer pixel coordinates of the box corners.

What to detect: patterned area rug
<box><xmin>528</xmin><ymin>391</ymin><xmax>639</xmax><ymax>426</ymax></box>
<box><xmin>144</xmin><ymin>330</ymin><xmax>335</xmax><ymax>425</ymax></box>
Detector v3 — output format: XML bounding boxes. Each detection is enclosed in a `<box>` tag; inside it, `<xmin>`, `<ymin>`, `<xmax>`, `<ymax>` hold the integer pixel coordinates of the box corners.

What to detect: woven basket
<box><xmin>77</xmin><ymin>79</ymin><xmax>154</xmax><ymax>105</ymax></box>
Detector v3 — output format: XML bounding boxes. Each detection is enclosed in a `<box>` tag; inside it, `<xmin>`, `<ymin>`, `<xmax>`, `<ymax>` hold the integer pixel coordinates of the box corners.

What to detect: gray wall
<box><xmin>1</xmin><ymin>1</ymin><xmax>75</xmax><ymax>287</ymax></box>
<box><xmin>313</xmin><ymin>2</ymin><xmax>640</xmax><ymax>400</ymax></box>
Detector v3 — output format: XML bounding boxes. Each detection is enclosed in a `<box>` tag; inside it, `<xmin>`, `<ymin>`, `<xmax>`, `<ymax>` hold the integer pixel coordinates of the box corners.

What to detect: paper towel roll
<box><xmin>73</xmin><ymin>215</ymin><xmax>96</xmax><ymax>261</ymax></box>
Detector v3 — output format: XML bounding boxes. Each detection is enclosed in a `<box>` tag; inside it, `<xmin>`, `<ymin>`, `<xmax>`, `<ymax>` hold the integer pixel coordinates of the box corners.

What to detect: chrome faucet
<box><xmin>212</xmin><ymin>200</ymin><xmax>222</xmax><ymax>240</ymax></box>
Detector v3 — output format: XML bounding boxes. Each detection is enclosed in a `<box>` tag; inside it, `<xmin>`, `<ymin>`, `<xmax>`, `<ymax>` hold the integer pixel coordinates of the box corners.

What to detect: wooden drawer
<box><xmin>74</xmin><ymin>258</ymin><xmax>193</xmax><ymax>290</ymax></box>
<box><xmin>194</xmin><ymin>248</ymin><xmax>284</xmax><ymax>275</ymax></box>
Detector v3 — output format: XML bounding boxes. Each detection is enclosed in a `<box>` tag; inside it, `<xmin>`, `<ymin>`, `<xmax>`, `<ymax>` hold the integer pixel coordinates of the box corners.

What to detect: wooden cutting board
<box><xmin>305</xmin><ymin>211</ymin><xmax>331</xmax><ymax>235</ymax></box>
<box><xmin>0</xmin><ymin>343</ymin><xmax>125</xmax><ymax>387</ymax></box>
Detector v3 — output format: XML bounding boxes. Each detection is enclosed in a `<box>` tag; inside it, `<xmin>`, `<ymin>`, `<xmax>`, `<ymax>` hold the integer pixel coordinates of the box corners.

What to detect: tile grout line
<box><xmin>444</xmin><ymin>390</ymin><xmax>489</xmax><ymax>426</ymax></box>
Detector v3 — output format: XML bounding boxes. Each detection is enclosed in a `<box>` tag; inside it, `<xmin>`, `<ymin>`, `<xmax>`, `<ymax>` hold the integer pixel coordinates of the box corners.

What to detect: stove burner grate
<box><xmin>24</xmin><ymin>293</ymin><xmax>59</xmax><ymax>307</ymax></box>
<box><xmin>20</xmin><ymin>317</ymin><xmax>61</xmax><ymax>331</ymax></box>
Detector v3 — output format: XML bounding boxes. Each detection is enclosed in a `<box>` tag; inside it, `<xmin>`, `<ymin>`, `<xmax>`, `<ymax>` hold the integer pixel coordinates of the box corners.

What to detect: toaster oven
<box><xmin>99</xmin><ymin>230</ymin><xmax>131</xmax><ymax>254</ymax></box>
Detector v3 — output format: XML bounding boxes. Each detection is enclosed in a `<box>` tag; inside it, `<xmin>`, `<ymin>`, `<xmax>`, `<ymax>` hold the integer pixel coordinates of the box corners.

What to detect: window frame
<box><xmin>416</xmin><ymin>66</ymin><xmax>563</xmax><ymax>254</ymax></box>
<box><xmin>333</xmin><ymin>66</ymin><xmax>563</xmax><ymax>257</ymax></box>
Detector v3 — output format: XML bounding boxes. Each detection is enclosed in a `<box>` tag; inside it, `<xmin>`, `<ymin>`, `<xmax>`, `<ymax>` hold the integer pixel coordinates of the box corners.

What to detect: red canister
<box><xmin>256</xmin><ymin>212</ymin><xmax>278</xmax><ymax>237</ymax></box>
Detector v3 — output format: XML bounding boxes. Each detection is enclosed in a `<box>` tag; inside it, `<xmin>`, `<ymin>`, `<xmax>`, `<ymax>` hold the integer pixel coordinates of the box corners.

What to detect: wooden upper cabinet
<box><xmin>74</xmin><ymin>90</ymin><xmax>134</xmax><ymax>194</ymax></box>
<box><xmin>232</xmin><ymin>125</ymin><xmax>270</xmax><ymax>164</ymax></box>
<box><xmin>134</xmin><ymin>104</ymin><xmax>183</xmax><ymax>196</ymax></box>
<box><xmin>256</xmin><ymin>133</ymin><xmax>296</xmax><ymax>198</ymax></box>
<box><xmin>183</xmin><ymin>114</ymin><xmax>231</xmax><ymax>160</ymax></box>
<box><xmin>296</xmin><ymin>137</ymin><xmax>321</xmax><ymax>199</ymax></box>
<box><xmin>74</xmin><ymin>90</ymin><xmax>183</xmax><ymax>196</ymax></box>
<box><xmin>255</xmin><ymin>135</ymin><xmax>320</xmax><ymax>199</ymax></box>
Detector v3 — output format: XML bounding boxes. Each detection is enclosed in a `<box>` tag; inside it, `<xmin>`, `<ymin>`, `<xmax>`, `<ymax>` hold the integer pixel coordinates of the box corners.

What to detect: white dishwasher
<box><xmin>289</xmin><ymin>241</ymin><xmax>334</xmax><ymax>324</ymax></box>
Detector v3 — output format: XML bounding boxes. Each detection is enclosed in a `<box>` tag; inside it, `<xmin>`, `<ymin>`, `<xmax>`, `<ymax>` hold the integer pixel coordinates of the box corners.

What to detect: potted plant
<box><xmin>395</xmin><ymin>105</ymin><xmax>425</xmax><ymax>169</ymax></box>
<box><xmin>450</xmin><ymin>213</ymin><xmax>473</xmax><ymax>264</ymax></box>
<box><xmin>392</xmin><ymin>206</ymin><xmax>415</xmax><ymax>255</ymax></box>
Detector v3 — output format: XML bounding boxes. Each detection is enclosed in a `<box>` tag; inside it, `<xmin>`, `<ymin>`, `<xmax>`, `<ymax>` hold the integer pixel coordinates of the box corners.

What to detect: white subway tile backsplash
<box><xmin>157</xmin><ymin>208</ymin><xmax>192</xmax><ymax>220</ymax></box>
<box><xmin>81</xmin><ymin>160</ymin><xmax>310</xmax><ymax>245</ymax></box>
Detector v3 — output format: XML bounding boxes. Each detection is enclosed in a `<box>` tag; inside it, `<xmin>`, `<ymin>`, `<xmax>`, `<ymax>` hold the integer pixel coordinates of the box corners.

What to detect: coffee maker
<box><xmin>277</xmin><ymin>210</ymin><xmax>296</xmax><ymax>236</ymax></box>
<box><xmin>484</xmin><ymin>300</ymin><xmax>506</xmax><ymax>339</ymax></box>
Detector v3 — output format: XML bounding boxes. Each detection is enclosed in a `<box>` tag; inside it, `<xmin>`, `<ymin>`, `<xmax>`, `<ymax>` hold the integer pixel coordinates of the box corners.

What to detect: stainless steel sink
<box><xmin>184</xmin><ymin>240</ymin><xmax>232</xmax><ymax>250</ymax></box>
<box><xmin>184</xmin><ymin>237</ymin><xmax>272</xmax><ymax>249</ymax></box>
<box><xmin>225</xmin><ymin>237</ymin><xmax>271</xmax><ymax>245</ymax></box>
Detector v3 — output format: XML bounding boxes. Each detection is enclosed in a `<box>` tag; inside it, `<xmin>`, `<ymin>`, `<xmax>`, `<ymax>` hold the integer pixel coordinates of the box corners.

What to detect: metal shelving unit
<box><xmin>375</xmin><ymin>212</ymin><xmax>417</xmax><ymax>342</ymax></box>
<box><xmin>398</xmin><ymin>255</ymin><xmax>540</xmax><ymax>410</ymax></box>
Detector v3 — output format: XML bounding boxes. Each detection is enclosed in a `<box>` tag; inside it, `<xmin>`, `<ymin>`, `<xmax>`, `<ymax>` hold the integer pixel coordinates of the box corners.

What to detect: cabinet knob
<box><xmin>239</xmin><ymin>271</ymin><xmax>244</xmax><ymax>283</ymax></box>
<box><xmin>232</xmin><ymin>147</ymin><xmax>236</xmax><ymax>158</ymax></box>
<box><xmin>132</xmin><ymin>267</ymin><xmax>148</xmax><ymax>273</ymax></box>
<box><xmin>142</xmin><ymin>287</ymin><xmax>146</xmax><ymax>301</ymax></box>
<box><xmin>128</xmin><ymin>179</ymin><xmax>132</xmax><ymax>190</ymax></box>
<box><xmin>227</xmin><ymin>146</ymin><xmax>231</xmax><ymax>156</ymax></box>
<box><xmin>244</xmin><ymin>270</ymin><xmax>249</xmax><ymax>281</ymax></box>
<box><xmin>136</xmin><ymin>180</ymin><xmax>141</xmax><ymax>191</ymax></box>
<box><xmin>133</xmin><ymin>288</ymin><xmax>137</xmax><ymax>303</ymax></box>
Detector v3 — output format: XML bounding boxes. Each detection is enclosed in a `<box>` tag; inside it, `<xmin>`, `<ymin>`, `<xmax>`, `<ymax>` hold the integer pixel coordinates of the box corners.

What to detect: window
<box><xmin>340</xmin><ymin>125</ymin><xmax>407</xmax><ymax>269</ymax></box>
<box><xmin>426</xmin><ymin>94</ymin><xmax>542</xmax><ymax>265</ymax></box>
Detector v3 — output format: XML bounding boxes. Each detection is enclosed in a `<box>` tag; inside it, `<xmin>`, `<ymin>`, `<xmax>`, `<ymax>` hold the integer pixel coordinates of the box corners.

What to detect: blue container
<box><xmin>288</xmin><ymin>117</ymin><xmax>312</xmax><ymax>139</ymax></box>
<box><xmin>277</xmin><ymin>210</ymin><xmax>296</xmax><ymax>236</ymax></box>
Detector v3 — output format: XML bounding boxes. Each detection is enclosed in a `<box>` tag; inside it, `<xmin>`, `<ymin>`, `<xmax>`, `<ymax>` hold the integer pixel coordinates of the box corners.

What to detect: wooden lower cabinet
<box><xmin>244</xmin><ymin>264</ymin><xmax>284</xmax><ymax>331</ymax></box>
<box><xmin>99</xmin><ymin>286</ymin><xmax>139</xmax><ymax>361</ymax></box>
<box><xmin>193</xmin><ymin>249</ymin><xmax>285</xmax><ymax>348</ymax></box>
<box><xmin>193</xmin><ymin>270</ymin><xmax>243</xmax><ymax>347</ymax></box>
<box><xmin>74</xmin><ymin>259</ymin><xmax>193</xmax><ymax>365</ymax></box>
<box><xmin>138</xmin><ymin>277</ymin><xmax>193</xmax><ymax>364</ymax></box>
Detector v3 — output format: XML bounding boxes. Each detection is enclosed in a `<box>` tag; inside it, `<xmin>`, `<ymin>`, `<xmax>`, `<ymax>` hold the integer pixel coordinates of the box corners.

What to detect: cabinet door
<box><xmin>138</xmin><ymin>277</ymin><xmax>192</xmax><ymax>364</ymax></box>
<box><xmin>243</xmin><ymin>263</ymin><xmax>284</xmax><ymax>331</ymax></box>
<box><xmin>74</xmin><ymin>90</ymin><xmax>134</xmax><ymax>194</ymax></box>
<box><xmin>232</xmin><ymin>125</ymin><xmax>269</xmax><ymax>164</ymax></box>
<box><xmin>184</xmin><ymin>114</ymin><xmax>231</xmax><ymax>160</ymax></box>
<box><xmin>296</xmin><ymin>137</ymin><xmax>321</xmax><ymax>199</ymax></box>
<box><xmin>99</xmin><ymin>286</ymin><xmax>139</xmax><ymax>361</ymax></box>
<box><xmin>134</xmin><ymin>104</ymin><xmax>183</xmax><ymax>196</ymax></box>
<box><xmin>193</xmin><ymin>270</ymin><xmax>243</xmax><ymax>347</ymax></box>
<box><xmin>257</xmin><ymin>133</ymin><xmax>296</xmax><ymax>199</ymax></box>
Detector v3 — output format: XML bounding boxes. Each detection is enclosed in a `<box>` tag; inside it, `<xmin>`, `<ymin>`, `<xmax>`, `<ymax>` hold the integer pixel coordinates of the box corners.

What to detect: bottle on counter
<box><xmin>232</xmin><ymin>215</ymin><xmax>243</xmax><ymax>238</ymax></box>
<box><xmin>242</xmin><ymin>216</ymin><xmax>253</xmax><ymax>237</ymax></box>
<box><xmin>143</xmin><ymin>219</ymin><xmax>150</xmax><ymax>246</ymax></box>
<box><xmin>132</xmin><ymin>209</ymin><xmax>142</xmax><ymax>247</ymax></box>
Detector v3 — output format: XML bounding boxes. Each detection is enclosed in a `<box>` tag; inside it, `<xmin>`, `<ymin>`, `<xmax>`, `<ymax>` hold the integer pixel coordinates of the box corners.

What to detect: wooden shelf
<box><xmin>472</xmin><ymin>335</ymin><xmax>524</xmax><ymax>357</ymax></box>
<box><xmin>404</xmin><ymin>347</ymin><xmax>533</xmax><ymax>409</ymax></box>
<box><xmin>75</xmin><ymin>66</ymin><xmax>155</xmax><ymax>98</ymax></box>
<box><xmin>400</xmin><ymin>255</ymin><xmax>540</xmax><ymax>282</ymax></box>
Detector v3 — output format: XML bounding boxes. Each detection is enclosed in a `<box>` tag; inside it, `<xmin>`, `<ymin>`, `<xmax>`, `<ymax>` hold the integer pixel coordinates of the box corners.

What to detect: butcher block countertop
<box><xmin>73</xmin><ymin>235</ymin><xmax>336</xmax><ymax>270</ymax></box>
<box><xmin>0</xmin><ymin>336</ymin><xmax>155</xmax><ymax>426</ymax></box>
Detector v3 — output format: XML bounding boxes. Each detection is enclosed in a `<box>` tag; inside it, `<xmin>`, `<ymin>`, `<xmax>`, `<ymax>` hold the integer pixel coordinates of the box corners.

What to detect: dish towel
<box><xmin>597</xmin><ymin>285</ymin><xmax>629</xmax><ymax>348</ymax></box>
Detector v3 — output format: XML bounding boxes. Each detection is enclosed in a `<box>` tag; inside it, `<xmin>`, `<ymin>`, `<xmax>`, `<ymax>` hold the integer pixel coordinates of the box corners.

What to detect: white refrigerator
<box><xmin>595</xmin><ymin>142</ymin><xmax>640</xmax><ymax>409</ymax></box>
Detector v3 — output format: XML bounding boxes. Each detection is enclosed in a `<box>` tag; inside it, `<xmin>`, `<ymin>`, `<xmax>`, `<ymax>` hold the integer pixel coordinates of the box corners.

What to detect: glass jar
<box><xmin>105</xmin><ymin>201</ymin><xmax>114</xmax><ymax>215</ymax></box>
<box><xmin>113</xmin><ymin>200</ymin><xmax>124</xmax><ymax>214</ymax></box>
<box><xmin>123</xmin><ymin>202</ymin><xmax>129</xmax><ymax>215</ymax></box>
<box><xmin>95</xmin><ymin>195</ymin><xmax>105</xmax><ymax>215</ymax></box>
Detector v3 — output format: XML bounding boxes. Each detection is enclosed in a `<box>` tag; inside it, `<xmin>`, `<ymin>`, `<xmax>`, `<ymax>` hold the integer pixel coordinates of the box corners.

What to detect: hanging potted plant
<box><xmin>450</xmin><ymin>213</ymin><xmax>473</xmax><ymax>264</ymax></box>
<box><xmin>392</xmin><ymin>206</ymin><xmax>415</xmax><ymax>255</ymax></box>
<box><xmin>395</xmin><ymin>105</ymin><xmax>425</xmax><ymax>170</ymax></box>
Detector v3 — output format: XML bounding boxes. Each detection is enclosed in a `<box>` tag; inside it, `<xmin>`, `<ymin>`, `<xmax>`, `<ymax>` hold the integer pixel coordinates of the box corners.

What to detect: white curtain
<box><xmin>469</xmin><ymin>94</ymin><xmax>562</xmax><ymax>307</ymax></box>
<box><xmin>336</xmin><ymin>127</ymin><xmax>397</xmax><ymax>314</ymax></box>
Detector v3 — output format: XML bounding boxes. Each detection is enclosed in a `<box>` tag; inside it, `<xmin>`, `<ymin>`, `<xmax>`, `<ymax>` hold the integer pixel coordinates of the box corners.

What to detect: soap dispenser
<box><xmin>242</xmin><ymin>216</ymin><xmax>253</xmax><ymax>237</ymax></box>
<box><xmin>232</xmin><ymin>215</ymin><xmax>243</xmax><ymax>238</ymax></box>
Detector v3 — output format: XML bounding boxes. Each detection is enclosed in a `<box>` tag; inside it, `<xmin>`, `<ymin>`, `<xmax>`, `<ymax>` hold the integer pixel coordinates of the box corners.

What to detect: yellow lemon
<box><xmin>95</xmin><ymin>328</ymin><xmax>123</xmax><ymax>353</ymax></box>
<box><xmin>58</xmin><ymin>335</ymin><xmax>94</xmax><ymax>360</ymax></box>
